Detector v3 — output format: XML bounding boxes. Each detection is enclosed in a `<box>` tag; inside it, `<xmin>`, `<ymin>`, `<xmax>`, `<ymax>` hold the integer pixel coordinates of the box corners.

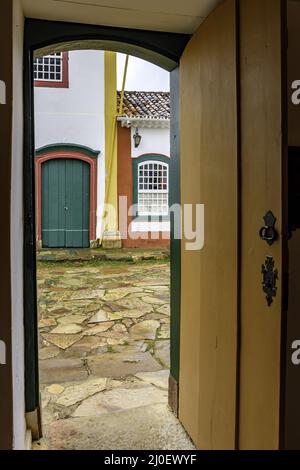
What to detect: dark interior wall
<box><xmin>288</xmin><ymin>1</ymin><xmax>300</xmax><ymax>147</ymax></box>
<box><xmin>284</xmin><ymin>0</ymin><xmax>300</xmax><ymax>450</ymax></box>
<box><xmin>0</xmin><ymin>0</ymin><xmax>13</xmax><ymax>450</ymax></box>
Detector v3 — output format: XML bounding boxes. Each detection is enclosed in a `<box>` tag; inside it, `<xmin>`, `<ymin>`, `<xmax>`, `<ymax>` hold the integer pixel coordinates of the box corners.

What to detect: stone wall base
<box><xmin>102</xmin><ymin>231</ymin><xmax>122</xmax><ymax>249</ymax></box>
<box><xmin>168</xmin><ymin>374</ymin><xmax>179</xmax><ymax>418</ymax></box>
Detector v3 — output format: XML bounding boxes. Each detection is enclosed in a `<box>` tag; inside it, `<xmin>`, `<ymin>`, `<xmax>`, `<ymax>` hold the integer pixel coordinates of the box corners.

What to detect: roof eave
<box><xmin>117</xmin><ymin>116</ymin><xmax>170</xmax><ymax>129</ymax></box>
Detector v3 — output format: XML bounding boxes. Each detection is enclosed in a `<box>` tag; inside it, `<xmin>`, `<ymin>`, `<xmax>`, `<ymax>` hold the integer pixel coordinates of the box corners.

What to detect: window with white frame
<box><xmin>34</xmin><ymin>53</ymin><xmax>63</xmax><ymax>82</ymax></box>
<box><xmin>138</xmin><ymin>161</ymin><xmax>169</xmax><ymax>216</ymax></box>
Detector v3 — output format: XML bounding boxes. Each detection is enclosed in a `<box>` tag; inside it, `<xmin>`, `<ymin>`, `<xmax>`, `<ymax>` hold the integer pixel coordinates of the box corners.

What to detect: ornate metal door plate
<box><xmin>262</xmin><ymin>256</ymin><xmax>278</xmax><ymax>307</ymax></box>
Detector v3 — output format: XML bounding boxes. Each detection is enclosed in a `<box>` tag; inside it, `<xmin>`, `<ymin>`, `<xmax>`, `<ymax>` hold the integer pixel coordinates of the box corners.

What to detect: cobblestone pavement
<box><xmin>34</xmin><ymin>258</ymin><xmax>193</xmax><ymax>450</ymax></box>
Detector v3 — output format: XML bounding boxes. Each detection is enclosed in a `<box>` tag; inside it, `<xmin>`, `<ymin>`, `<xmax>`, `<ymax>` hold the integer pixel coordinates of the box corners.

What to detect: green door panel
<box><xmin>42</xmin><ymin>159</ymin><xmax>90</xmax><ymax>248</ymax></box>
<box><xmin>42</xmin><ymin>159</ymin><xmax>66</xmax><ymax>247</ymax></box>
<box><xmin>65</xmin><ymin>159</ymin><xmax>90</xmax><ymax>248</ymax></box>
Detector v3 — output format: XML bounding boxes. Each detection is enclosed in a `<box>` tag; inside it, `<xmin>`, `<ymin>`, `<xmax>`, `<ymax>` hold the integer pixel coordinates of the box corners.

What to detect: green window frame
<box><xmin>132</xmin><ymin>154</ymin><xmax>170</xmax><ymax>221</ymax></box>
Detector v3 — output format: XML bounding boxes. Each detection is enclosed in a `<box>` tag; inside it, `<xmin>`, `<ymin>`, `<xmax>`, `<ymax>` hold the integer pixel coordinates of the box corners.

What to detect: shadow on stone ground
<box><xmin>34</xmin><ymin>256</ymin><xmax>194</xmax><ymax>450</ymax></box>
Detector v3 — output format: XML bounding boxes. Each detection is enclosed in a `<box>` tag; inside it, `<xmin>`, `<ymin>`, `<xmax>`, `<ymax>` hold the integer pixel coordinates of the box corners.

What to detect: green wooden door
<box><xmin>42</xmin><ymin>159</ymin><xmax>90</xmax><ymax>248</ymax></box>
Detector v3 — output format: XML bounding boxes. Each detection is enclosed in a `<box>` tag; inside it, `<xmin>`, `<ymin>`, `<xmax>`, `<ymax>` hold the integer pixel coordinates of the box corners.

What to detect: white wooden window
<box><xmin>138</xmin><ymin>161</ymin><xmax>169</xmax><ymax>216</ymax></box>
<box><xmin>34</xmin><ymin>53</ymin><xmax>63</xmax><ymax>82</ymax></box>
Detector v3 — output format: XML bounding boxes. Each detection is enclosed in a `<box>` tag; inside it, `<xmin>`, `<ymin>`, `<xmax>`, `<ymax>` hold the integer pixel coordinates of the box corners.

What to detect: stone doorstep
<box><xmin>37</xmin><ymin>248</ymin><xmax>170</xmax><ymax>263</ymax></box>
<box><xmin>72</xmin><ymin>385</ymin><xmax>168</xmax><ymax>417</ymax></box>
<box><xmin>43</xmin><ymin>404</ymin><xmax>195</xmax><ymax>451</ymax></box>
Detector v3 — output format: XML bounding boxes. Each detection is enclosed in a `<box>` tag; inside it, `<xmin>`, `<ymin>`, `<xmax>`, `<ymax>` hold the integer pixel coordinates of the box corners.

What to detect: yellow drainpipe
<box><xmin>118</xmin><ymin>54</ymin><xmax>129</xmax><ymax>116</ymax></box>
<box><xmin>101</xmin><ymin>53</ymin><xmax>129</xmax><ymax>243</ymax></box>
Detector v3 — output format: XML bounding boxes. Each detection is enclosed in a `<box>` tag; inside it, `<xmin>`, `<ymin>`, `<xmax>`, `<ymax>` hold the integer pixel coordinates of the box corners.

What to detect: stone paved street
<box><xmin>35</xmin><ymin>256</ymin><xmax>194</xmax><ymax>450</ymax></box>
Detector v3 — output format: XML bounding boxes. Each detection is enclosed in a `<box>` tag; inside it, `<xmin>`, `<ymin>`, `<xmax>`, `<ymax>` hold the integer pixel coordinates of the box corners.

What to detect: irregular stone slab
<box><xmin>98</xmin><ymin>327</ymin><xmax>130</xmax><ymax>343</ymax></box>
<box><xmin>38</xmin><ymin>318</ymin><xmax>57</xmax><ymax>328</ymax></box>
<box><xmin>130</xmin><ymin>320</ymin><xmax>160</xmax><ymax>340</ymax></box>
<box><xmin>109</xmin><ymin>379</ymin><xmax>124</xmax><ymax>389</ymax></box>
<box><xmin>47</xmin><ymin>306</ymin><xmax>71</xmax><ymax>316</ymax></box>
<box><xmin>122</xmin><ymin>319</ymin><xmax>134</xmax><ymax>329</ymax></box>
<box><xmin>84</xmin><ymin>303</ymin><xmax>101</xmax><ymax>314</ymax></box>
<box><xmin>88</xmin><ymin>310</ymin><xmax>123</xmax><ymax>324</ymax></box>
<box><xmin>56</xmin><ymin>378</ymin><xmax>107</xmax><ymax>407</ymax></box>
<box><xmin>50</xmin><ymin>324</ymin><xmax>83</xmax><ymax>335</ymax></box>
<box><xmin>116</xmin><ymin>297</ymin><xmax>153</xmax><ymax>314</ymax></box>
<box><xmin>42</xmin><ymin>333</ymin><xmax>83</xmax><ymax>350</ymax></box>
<box><xmin>135</xmin><ymin>370</ymin><xmax>169</xmax><ymax>390</ymax></box>
<box><xmin>157</xmin><ymin>304</ymin><xmax>170</xmax><ymax>316</ymax></box>
<box><xmin>102</xmin><ymin>301</ymin><xmax>127</xmax><ymax>312</ymax></box>
<box><xmin>39</xmin><ymin>358</ymin><xmax>87</xmax><ymax>384</ymax></box>
<box><xmin>59</xmin><ymin>278</ymin><xmax>83</xmax><ymax>287</ymax></box>
<box><xmin>47</xmin><ymin>403</ymin><xmax>195</xmax><ymax>450</ymax></box>
<box><xmin>87</xmin><ymin>352</ymin><xmax>162</xmax><ymax>378</ymax></box>
<box><xmin>120</xmin><ymin>309</ymin><xmax>148</xmax><ymax>320</ymax></box>
<box><xmin>100</xmin><ymin>331</ymin><xmax>129</xmax><ymax>346</ymax></box>
<box><xmin>51</xmin><ymin>323</ymin><xmax>82</xmax><ymax>335</ymax></box>
<box><xmin>112</xmin><ymin>341</ymin><xmax>148</xmax><ymax>354</ymax></box>
<box><xmin>142</xmin><ymin>296</ymin><xmax>166</xmax><ymax>305</ymax></box>
<box><xmin>145</xmin><ymin>285</ymin><xmax>169</xmax><ymax>291</ymax></box>
<box><xmin>68</xmin><ymin>336</ymin><xmax>107</xmax><ymax>354</ymax></box>
<box><xmin>73</xmin><ymin>385</ymin><xmax>167</xmax><ymax>417</ymax></box>
<box><xmin>103</xmin><ymin>288</ymin><xmax>140</xmax><ymax>301</ymax></box>
<box><xmin>57</xmin><ymin>314</ymin><xmax>88</xmax><ymax>325</ymax></box>
<box><xmin>112</xmin><ymin>324</ymin><xmax>127</xmax><ymax>334</ymax></box>
<box><xmin>66</xmin><ymin>289</ymin><xmax>105</xmax><ymax>301</ymax></box>
<box><xmin>39</xmin><ymin>346</ymin><xmax>60</xmax><ymax>360</ymax></box>
<box><xmin>107</xmin><ymin>377</ymin><xmax>148</xmax><ymax>391</ymax></box>
<box><xmin>134</xmin><ymin>280</ymin><xmax>170</xmax><ymax>287</ymax></box>
<box><xmin>126</xmin><ymin>292</ymin><xmax>145</xmax><ymax>299</ymax></box>
<box><xmin>157</xmin><ymin>323</ymin><xmax>170</xmax><ymax>339</ymax></box>
<box><xmin>146</xmin><ymin>312</ymin><xmax>167</xmax><ymax>322</ymax></box>
<box><xmin>46</xmin><ymin>384</ymin><xmax>65</xmax><ymax>395</ymax></box>
<box><xmin>154</xmin><ymin>341</ymin><xmax>170</xmax><ymax>369</ymax></box>
<box><xmin>84</xmin><ymin>322</ymin><xmax>114</xmax><ymax>336</ymax></box>
<box><xmin>41</xmin><ymin>393</ymin><xmax>50</xmax><ymax>409</ymax></box>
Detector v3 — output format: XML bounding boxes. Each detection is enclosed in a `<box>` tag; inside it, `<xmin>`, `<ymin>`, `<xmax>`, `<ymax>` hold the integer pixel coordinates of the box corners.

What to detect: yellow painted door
<box><xmin>239</xmin><ymin>0</ymin><xmax>287</xmax><ymax>450</ymax></box>
<box><xmin>179</xmin><ymin>0</ymin><xmax>287</xmax><ymax>450</ymax></box>
<box><xmin>179</xmin><ymin>0</ymin><xmax>238</xmax><ymax>450</ymax></box>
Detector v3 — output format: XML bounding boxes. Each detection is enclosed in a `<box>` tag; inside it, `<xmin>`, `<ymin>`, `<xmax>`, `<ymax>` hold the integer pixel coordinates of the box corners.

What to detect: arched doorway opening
<box><xmin>35</xmin><ymin>145</ymin><xmax>99</xmax><ymax>248</ymax></box>
<box><xmin>24</xmin><ymin>20</ymin><xmax>188</xmax><ymax>444</ymax></box>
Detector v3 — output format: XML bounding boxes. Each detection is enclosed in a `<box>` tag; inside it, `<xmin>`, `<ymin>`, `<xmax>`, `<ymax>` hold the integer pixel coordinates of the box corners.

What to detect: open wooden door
<box><xmin>238</xmin><ymin>0</ymin><xmax>287</xmax><ymax>450</ymax></box>
<box><xmin>179</xmin><ymin>0</ymin><xmax>239</xmax><ymax>450</ymax></box>
<box><xmin>179</xmin><ymin>0</ymin><xmax>287</xmax><ymax>450</ymax></box>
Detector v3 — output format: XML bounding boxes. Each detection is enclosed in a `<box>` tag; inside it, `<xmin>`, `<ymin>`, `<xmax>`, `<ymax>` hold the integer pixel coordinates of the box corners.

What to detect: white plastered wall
<box><xmin>34</xmin><ymin>50</ymin><xmax>106</xmax><ymax>240</ymax></box>
<box><xmin>11</xmin><ymin>0</ymin><xmax>26</xmax><ymax>450</ymax></box>
<box><xmin>131</xmin><ymin>126</ymin><xmax>170</xmax><ymax>158</ymax></box>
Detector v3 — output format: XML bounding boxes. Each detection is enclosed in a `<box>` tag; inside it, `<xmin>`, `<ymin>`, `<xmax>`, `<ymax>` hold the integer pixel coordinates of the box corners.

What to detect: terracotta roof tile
<box><xmin>117</xmin><ymin>91</ymin><xmax>170</xmax><ymax>120</ymax></box>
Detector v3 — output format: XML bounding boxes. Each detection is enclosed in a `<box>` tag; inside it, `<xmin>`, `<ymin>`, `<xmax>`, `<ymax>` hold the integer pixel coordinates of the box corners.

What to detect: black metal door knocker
<box><xmin>259</xmin><ymin>211</ymin><xmax>278</xmax><ymax>246</ymax></box>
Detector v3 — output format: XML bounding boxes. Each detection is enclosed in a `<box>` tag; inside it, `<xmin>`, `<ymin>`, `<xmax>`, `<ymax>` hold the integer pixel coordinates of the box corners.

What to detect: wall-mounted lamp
<box><xmin>133</xmin><ymin>128</ymin><xmax>142</xmax><ymax>148</ymax></box>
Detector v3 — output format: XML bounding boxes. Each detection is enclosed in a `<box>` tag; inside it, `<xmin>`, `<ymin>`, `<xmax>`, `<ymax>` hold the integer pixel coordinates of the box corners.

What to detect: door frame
<box><xmin>35</xmin><ymin>145</ymin><xmax>99</xmax><ymax>247</ymax></box>
<box><xmin>23</xmin><ymin>18</ymin><xmax>189</xmax><ymax>429</ymax></box>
